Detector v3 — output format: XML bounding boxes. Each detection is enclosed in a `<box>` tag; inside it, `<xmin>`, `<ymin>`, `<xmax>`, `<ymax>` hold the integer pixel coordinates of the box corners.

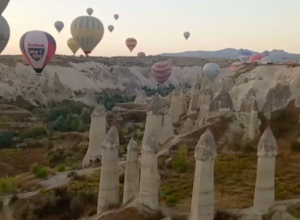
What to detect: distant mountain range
<box><xmin>161</xmin><ymin>48</ymin><xmax>300</xmax><ymax>61</ymax></box>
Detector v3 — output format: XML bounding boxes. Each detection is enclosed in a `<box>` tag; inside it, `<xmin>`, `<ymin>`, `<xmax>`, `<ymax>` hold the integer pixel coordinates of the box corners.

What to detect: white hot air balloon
<box><xmin>0</xmin><ymin>15</ymin><xmax>10</xmax><ymax>54</ymax></box>
<box><xmin>0</xmin><ymin>0</ymin><xmax>9</xmax><ymax>15</ymax></box>
<box><xmin>54</xmin><ymin>21</ymin><xmax>64</xmax><ymax>33</ymax></box>
<box><xmin>71</xmin><ymin>16</ymin><xmax>104</xmax><ymax>56</ymax></box>
<box><xmin>184</xmin><ymin>31</ymin><xmax>190</xmax><ymax>40</ymax></box>
<box><xmin>203</xmin><ymin>63</ymin><xmax>220</xmax><ymax>81</ymax></box>
<box><xmin>114</xmin><ymin>14</ymin><xmax>119</xmax><ymax>20</ymax></box>
<box><xmin>108</xmin><ymin>25</ymin><xmax>114</xmax><ymax>33</ymax></box>
<box><xmin>87</xmin><ymin>8</ymin><xmax>93</xmax><ymax>16</ymax></box>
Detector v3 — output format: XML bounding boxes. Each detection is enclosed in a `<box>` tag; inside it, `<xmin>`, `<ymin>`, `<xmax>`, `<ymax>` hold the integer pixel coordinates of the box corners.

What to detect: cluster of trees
<box><xmin>142</xmin><ymin>84</ymin><xmax>175</xmax><ymax>97</ymax></box>
<box><xmin>97</xmin><ymin>89</ymin><xmax>135</xmax><ymax>110</ymax></box>
<box><xmin>45</xmin><ymin>103</ymin><xmax>92</xmax><ymax>132</ymax></box>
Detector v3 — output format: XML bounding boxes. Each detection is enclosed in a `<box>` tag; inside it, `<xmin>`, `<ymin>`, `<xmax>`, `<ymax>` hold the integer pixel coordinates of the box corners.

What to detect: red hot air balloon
<box><xmin>230</xmin><ymin>62</ymin><xmax>243</xmax><ymax>72</ymax></box>
<box><xmin>126</xmin><ymin>38</ymin><xmax>137</xmax><ymax>52</ymax></box>
<box><xmin>152</xmin><ymin>61</ymin><xmax>172</xmax><ymax>84</ymax></box>
<box><xmin>250</xmin><ymin>54</ymin><xmax>263</xmax><ymax>63</ymax></box>
<box><xmin>20</xmin><ymin>31</ymin><xmax>56</xmax><ymax>74</ymax></box>
<box><xmin>137</xmin><ymin>52</ymin><xmax>145</xmax><ymax>57</ymax></box>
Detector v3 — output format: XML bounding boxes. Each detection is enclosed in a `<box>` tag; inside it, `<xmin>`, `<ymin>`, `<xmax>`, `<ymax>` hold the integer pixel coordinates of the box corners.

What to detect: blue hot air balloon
<box><xmin>239</xmin><ymin>50</ymin><xmax>252</xmax><ymax>63</ymax></box>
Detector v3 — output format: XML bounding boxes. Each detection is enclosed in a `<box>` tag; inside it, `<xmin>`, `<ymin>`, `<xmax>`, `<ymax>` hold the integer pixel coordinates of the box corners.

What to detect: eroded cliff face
<box><xmin>0</xmin><ymin>56</ymin><xmax>232</xmax><ymax>106</ymax></box>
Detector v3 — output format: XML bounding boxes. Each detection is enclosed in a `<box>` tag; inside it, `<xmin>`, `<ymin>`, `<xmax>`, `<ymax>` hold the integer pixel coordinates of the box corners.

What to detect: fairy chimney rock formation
<box><xmin>188</xmin><ymin>75</ymin><xmax>201</xmax><ymax>113</ymax></box>
<box><xmin>263</xmin><ymin>82</ymin><xmax>292</xmax><ymax>119</ymax></box>
<box><xmin>97</xmin><ymin>126</ymin><xmax>120</xmax><ymax>214</ymax></box>
<box><xmin>161</xmin><ymin>108</ymin><xmax>175</xmax><ymax>144</ymax></box>
<box><xmin>190</xmin><ymin>129</ymin><xmax>217</xmax><ymax>220</ymax></box>
<box><xmin>180</xmin><ymin>117</ymin><xmax>194</xmax><ymax>134</ymax></box>
<box><xmin>123</xmin><ymin>138</ymin><xmax>139</xmax><ymax>205</ymax></box>
<box><xmin>254</xmin><ymin>127</ymin><xmax>278</xmax><ymax>212</ymax></box>
<box><xmin>170</xmin><ymin>88</ymin><xmax>180</xmax><ymax>123</ymax></box>
<box><xmin>82</xmin><ymin>104</ymin><xmax>106</xmax><ymax>168</ymax></box>
<box><xmin>139</xmin><ymin>132</ymin><xmax>159</xmax><ymax>210</ymax></box>
<box><xmin>134</xmin><ymin>90</ymin><xmax>148</xmax><ymax>104</ymax></box>
<box><xmin>240</xmin><ymin>90</ymin><xmax>259</xmax><ymax>140</ymax></box>
<box><xmin>142</xmin><ymin>93</ymin><xmax>163</xmax><ymax>147</ymax></box>
<box><xmin>196</xmin><ymin>79</ymin><xmax>213</xmax><ymax>128</ymax></box>
<box><xmin>209</xmin><ymin>85</ymin><xmax>233</xmax><ymax>119</ymax></box>
<box><xmin>179</xmin><ymin>87</ymin><xmax>188</xmax><ymax>116</ymax></box>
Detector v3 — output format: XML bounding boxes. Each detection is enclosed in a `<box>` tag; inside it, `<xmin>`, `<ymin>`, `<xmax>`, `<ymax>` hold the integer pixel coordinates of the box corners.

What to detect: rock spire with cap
<box><xmin>180</xmin><ymin>118</ymin><xmax>194</xmax><ymax>134</ymax></box>
<box><xmin>139</xmin><ymin>131</ymin><xmax>159</xmax><ymax>210</ymax></box>
<box><xmin>102</xmin><ymin>126</ymin><xmax>119</xmax><ymax>149</ymax></box>
<box><xmin>209</xmin><ymin>85</ymin><xmax>233</xmax><ymax>112</ymax></box>
<box><xmin>194</xmin><ymin>129</ymin><xmax>217</xmax><ymax>161</ymax></box>
<box><xmin>147</xmin><ymin>93</ymin><xmax>162</xmax><ymax>115</ymax></box>
<box><xmin>92</xmin><ymin>104</ymin><xmax>106</xmax><ymax>116</ymax></box>
<box><xmin>123</xmin><ymin>138</ymin><xmax>139</xmax><ymax>204</ymax></box>
<box><xmin>257</xmin><ymin>127</ymin><xmax>278</xmax><ymax>157</ymax></box>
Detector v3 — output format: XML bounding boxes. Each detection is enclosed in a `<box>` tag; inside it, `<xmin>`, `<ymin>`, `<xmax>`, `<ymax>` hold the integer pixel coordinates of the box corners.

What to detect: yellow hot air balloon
<box><xmin>71</xmin><ymin>16</ymin><xmax>104</xmax><ymax>56</ymax></box>
<box><xmin>67</xmin><ymin>38</ymin><xmax>80</xmax><ymax>55</ymax></box>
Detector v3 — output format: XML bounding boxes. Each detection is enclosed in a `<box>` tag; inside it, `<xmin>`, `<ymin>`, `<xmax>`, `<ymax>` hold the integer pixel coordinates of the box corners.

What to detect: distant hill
<box><xmin>161</xmin><ymin>48</ymin><xmax>300</xmax><ymax>61</ymax></box>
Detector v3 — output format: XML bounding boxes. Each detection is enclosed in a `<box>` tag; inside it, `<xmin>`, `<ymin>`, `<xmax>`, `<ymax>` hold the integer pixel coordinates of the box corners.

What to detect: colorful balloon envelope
<box><xmin>152</xmin><ymin>61</ymin><xmax>172</xmax><ymax>84</ymax></box>
<box><xmin>0</xmin><ymin>16</ymin><xmax>10</xmax><ymax>54</ymax></box>
<box><xmin>71</xmin><ymin>16</ymin><xmax>104</xmax><ymax>56</ymax></box>
<box><xmin>239</xmin><ymin>50</ymin><xmax>252</xmax><ymax>63</ymax></box>
<box><xmin>230</xmin><ymin>62</ymin><xmax>243</xmax><ymax>72</ymax></box>
<box><xmin>54</xmin><ymin>21</ymin><xmax>64</xmax><ymax>33</ymax></box>
<box><xmin>20</xmin><ymin>31</ymin><xmax>56</xmax><ymax>74</ymax></box>
<box><xmin>108</xmin><ymin>25</ymin><xmax>114</xmax><ymax>33</ymax></box>
<box><xmin>126</xmin><ymin>38</ymin><xmax>137</xmax><ymax>53</ymax></box>
<box><xmin>0</xmin><ymin>0</ymin><xmax>9</xmax><ymax>15</ymax></box>
<box><xmin>114</xmin><ymin>14</ymin><xmax>119</xmax><ymax>20</ymax></box>
<box><xmin>67</xmin><ymin>38</ymin><xmax>80</xmax><ymax>55</ymax></box>
<box><xmin>250</xmin><ymin>54</ymin><xmax>263</xmax><ymax>63</ymax></box>
<box><xmin>138</xmin><ymin>52</ymin><xmax>145</xmax><ymax>57</ymax></box>
<box><xmin>262</xmin><ymin>50</ymin><xmax>270</xmax><ymax>57</ymax></box>
<box><xmin>184</xmin><ymin>32</ymin><xmax>190</xmax><ymax>40</ymax></box>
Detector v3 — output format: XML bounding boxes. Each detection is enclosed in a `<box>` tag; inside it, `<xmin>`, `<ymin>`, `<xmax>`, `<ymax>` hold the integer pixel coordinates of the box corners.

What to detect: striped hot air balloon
<box><xmin>250</xmin><ymin>54</ymin><xmax>263</xmax><ymax>63</ymax></box>
<box><xmin>71</xmin><ymin>16</ymin><xmax>104</xmax><ymax>56</ymax></box>
<box><xmin>152</xmin><ymin>61</ymin><xmax>172</xmax><ymax>84</ymax></box>
<box><xmin>126</xmin><ymin>38</ymin><xmax>137</xmax><ymax>52</ymax></box>
<box><xmin>20</xmin><ymin>31</ymin><xmax>56</xmax><ymax>74</ymax></box>
<box><xmin>137</xmin><ymin>52</ymin><xmax>145</xmax><ymax>57</ymax></box>
<box><xmin>230</xmin><ymin>62</ymin><xmax>243</xmax><ymax>72</ymax></box>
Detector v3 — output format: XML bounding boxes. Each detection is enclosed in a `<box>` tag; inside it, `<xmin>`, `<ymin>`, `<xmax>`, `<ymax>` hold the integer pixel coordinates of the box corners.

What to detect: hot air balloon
<box><xmin>19</xmin><ymin>31</ymin><xmax>56</xmax><ymax>74</ymax></box>
<box><xmin>54</xmin><ymin>21</ymin><xmax>64</xmax><ymax>33</ymax></box>
<box><xmin>152</xmin><ymin>61</ymin><xmax>172</xmax><ymax>84</ymax></box>
<box><xmin>239</xmin><ymin>50</ymin><xmax>252</xmax><ymax>63</ymax></box>
<box><xmin>0</xmin><ymin>16</ymin><xmax>10</xmax><ymax>54</ymax></box>
<box><xmin>250</xmin><ymin>54</ymin><xmax>263</xmax><ymax>63</ymax></box>
<box><xmin>230</xmin><ymin>62</ymin><xmax>243</xmax><ymax>72</ymax></box>
<box><xmin>71</xmin><ymin>16</ymin><xmax>104</xmax><ymax>56</ymax></box>
<box><xmin>203</xmin><ymin>63</ymin><xmax>220</xmax><ymax>81</ymax></box>
<box><xmin>0</xmin><ymin>0</ymin><xmax>9</xmax><ymax>15</ymax></box>
<box><xmin>184</xmin><ymin>32</ymin><xmax>190</xmax><ymax>40</ymax></box>
<box><xmin>87</xmin><ymin>8</ymin><xmax>93</xmax><ymax>16</ymax></box>
<box><xmin>262</xmin><ymin>50</ymin><xmax>270</xmax><ymax>57</ymax></box>
<box><xmin>67</xmin><ymin>38</ymin><xmax>80</xmax><ymax>55</ymax></box>
<box><xmin>126</xmin><ymin>38</ymin><xmax>137</xmax><ymax>53</ymax></box>
<box><xmin>114</xmin><ymin>14</ymin><xmax>119</xmax><ymax>20</ymax></box>
<box><xmin>108</xmin><ymin>25</ymin><xmax>114</xmax><ymax>33</ymax></box>
<box><xmin>138</xmin><ymin>52</ymin><xmax>145</xmax><ymax>57</ymax></box>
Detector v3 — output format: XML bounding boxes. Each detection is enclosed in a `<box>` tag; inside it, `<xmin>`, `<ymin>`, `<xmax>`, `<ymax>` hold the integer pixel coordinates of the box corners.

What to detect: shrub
<box><xmin>20</xmin><ymin>127</ymin><xmax>47</xmax><ymax>139</ymax></box>
<box><xmin>166</xmin><ymin>194</ymin><xmax>179</xmax><ymax>207</ymax></box>
<box><xmin>172</xmin><ymin>146</ymin><xmax>188</xmax><ymax>173</ymax></box>
<box><xmin>291</xmin><ymin>142</ymin><xmax>300</xmax><ymax>152</ymax></box>
<box><xmin>30</xmin><ymin>164</ymin><xmax>49</xmax><ymax>179</ymax></box>
<box><xmin>0</xmin><ymin>131</ymin><xmax>13</xmax><ymax>148</ymax></box>
<box><xmin>0</xmin><ymin>177</ymin><xmax>18</xmax><ymax>194</ymax></box>
<box><xmin>57</xmin><ymin>164</ymin><xmax>66</xmax><ymax>172</ymax></box>
<box><xmin>77</xmin><ymin>191</ymin><xmax>97</xmax><ymax>205</ymax></box>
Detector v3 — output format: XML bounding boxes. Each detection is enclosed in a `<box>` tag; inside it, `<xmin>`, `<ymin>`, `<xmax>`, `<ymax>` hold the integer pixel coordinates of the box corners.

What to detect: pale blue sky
<box><xmin>3</xmin><ymin>0</ymin><xmax>300</xmax><ymax>56</ymax></box>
